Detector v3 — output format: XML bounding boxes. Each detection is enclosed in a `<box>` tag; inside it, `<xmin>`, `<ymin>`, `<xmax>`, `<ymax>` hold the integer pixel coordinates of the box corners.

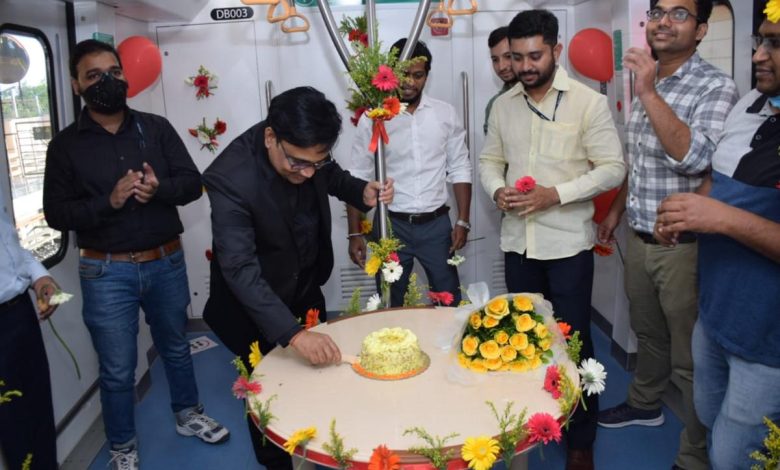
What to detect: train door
<box><xmin>0</xmin><ymin>0</ymin><xmax>101</xmax><ymax>464</ymax></box>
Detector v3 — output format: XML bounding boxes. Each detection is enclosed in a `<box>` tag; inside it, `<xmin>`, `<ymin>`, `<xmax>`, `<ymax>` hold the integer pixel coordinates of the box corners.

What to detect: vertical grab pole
<box><xmin>315</xmin><ymin>0</ymin><xmax>351</xmax><ymax>71</ymax></box>
<box><xmin>399</xmin><ymin>0</ymin><xmax>432</xmax><ymax>61</ymax></box>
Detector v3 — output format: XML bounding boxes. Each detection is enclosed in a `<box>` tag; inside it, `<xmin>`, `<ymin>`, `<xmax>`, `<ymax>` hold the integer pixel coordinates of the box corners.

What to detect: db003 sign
<box><xmin>210</xmin><ymin>7</ymin><xmax>254</xmax><ymax>21</ymax></box>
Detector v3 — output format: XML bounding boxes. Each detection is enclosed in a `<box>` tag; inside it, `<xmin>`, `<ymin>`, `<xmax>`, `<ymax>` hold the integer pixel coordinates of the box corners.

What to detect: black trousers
<box><xmin>505</xmin><ymin>249</ymin><xmax>599</xmax><ymax>450</ymax></box>
<box><xmin>0</xmin><ymin>293</ymin><xmax>57</xmax><ymax>469</ymax></box>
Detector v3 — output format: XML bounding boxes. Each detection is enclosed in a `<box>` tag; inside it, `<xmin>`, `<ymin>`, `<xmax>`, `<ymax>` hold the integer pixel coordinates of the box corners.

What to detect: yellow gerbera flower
<box><xmin>494</xmin><ymin>330</ymin><xmax>509</xmax><ymax>345</ymax></box>
<box><xmin>513</xmin><ymin>295</ymin><xmax>533</xmax><ymax>312</ymax></box>
<box><xmin>462</xmin><ymin>336</ymin><xmax>480</xmax><ymax>356</ymax></box>
<box><xmin>485</xmin><ymin>297</ymin><xmax>510</xmax><ymax>319</ymax></box>
<box><xmin>249</xmin><ymin>341</ymin><xmax>262</xmax><ymax>368</ymax></box>
<box><xmin>766</xmin><ymin>0</ymin><xmax>780</xmax><ymax>23</ymax></box>
<box><xmin>283</xmin><ymin>426</ymin><xmax>317</xmax><ymax>455</ymax></box>
<box><xmin>469</xmin><ymin>312</ymin><xmax>482</xmax><ymax>329</ymax></box>
<box><xmin>461</xmin><ymin>435</ymin><xmax>500</xmax><ymax>470</ymax></box>
<box><xmin>365</xmin><ymin>255</ymin><xmax>382</xmax><ymax>276</ymax></box>
<box><xmin>501</xmin><ymin>345</ymin><xmax>518</xmax><ymax>362</ymax></box>
<box><xmin>515</xmin><ymin>313</ymin><xmax>537</xmax><ymax>332</ymax></box>
<box><xmin>359</xmin><ymin>219</ymin><xmax>373</xmax><ymax>235</ymax></box>
<box><xmin>478</xmin><ymin>340</ymin><xmax>501</xmax><ymax>360</ymax></box>
<box><xmin>483</xmin><ymin>315</ymin><xmax>499</xmax><ymax>329</ymax></box>
<box><xmin>509</xmin><ymin>333</ymin><xmax>529</xmax><ymax>351</ymax></box>
<box><xmin>367</xmin><ymin>107</ymin><xmax>392</xmax><ymax>120</ymax></box>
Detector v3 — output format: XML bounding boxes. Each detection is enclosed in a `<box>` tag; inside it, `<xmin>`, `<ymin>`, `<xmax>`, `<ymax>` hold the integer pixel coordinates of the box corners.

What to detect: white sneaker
<box><xmin>176</xmin><ymin>406</ymin><xmax>230</xmax><ymax>444</ymax></box>
<box><xmin>108</xmin><ymin>448</ymin><xmax>138</xmax><ymax>470</ymax></box>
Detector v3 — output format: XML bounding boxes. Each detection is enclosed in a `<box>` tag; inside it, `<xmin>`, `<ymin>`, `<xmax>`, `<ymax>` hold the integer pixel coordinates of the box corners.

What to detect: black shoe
<box><xmin>597</xmin><ymin>402</ymin><xmax>664</xmax><ymax>428</ymax></box>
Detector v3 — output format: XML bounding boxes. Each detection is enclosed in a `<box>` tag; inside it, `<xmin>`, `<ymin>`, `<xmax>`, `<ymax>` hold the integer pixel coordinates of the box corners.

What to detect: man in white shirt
<box><xmin>479</xmin><ymin>10</ymin><xmax>625</xmax><ymax>470</ymax></box>
<box><xmin>347</xmin><ymin>39</ymin><xmax>472</xmax><ymax>306</ymax></box>
<box><xmin>0</xmin><ymin>195</ymin><xmax>60</xmax><ymax>469</ymax></box>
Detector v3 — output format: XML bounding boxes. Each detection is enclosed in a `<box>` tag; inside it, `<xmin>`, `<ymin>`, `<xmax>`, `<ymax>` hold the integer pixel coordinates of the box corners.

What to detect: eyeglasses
<box><xmin>279</xmin><ymin>142</ymin><xmax>333</xmax><ymax>171</ymax></box>
<box><xmin>752</xmin><ymin>35</ymin><xmax>780</xmax><ymax>52</ymax></box>
<box><xmin>646</xmin><ymin>7</ymin><xmax>694</xmax><ymax>23</ymax></box>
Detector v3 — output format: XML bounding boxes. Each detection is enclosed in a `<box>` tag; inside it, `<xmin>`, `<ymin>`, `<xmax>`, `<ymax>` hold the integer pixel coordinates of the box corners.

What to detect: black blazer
<box><xmin>202</xmin><ymin>122</ymin><xmax>370</xmax><ymax>355</ymax></box>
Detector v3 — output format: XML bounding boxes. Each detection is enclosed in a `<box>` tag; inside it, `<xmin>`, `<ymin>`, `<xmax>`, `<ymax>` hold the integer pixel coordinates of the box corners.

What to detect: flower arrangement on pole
<box><xmin>185</xmin><ymin>65</ymin><xmax>218</xmax><ymax>99</ymax></box>
<box><xmin>188</xmin><ymin>117</ymin><xmax>227</xmax><ymax>153</ymax></box>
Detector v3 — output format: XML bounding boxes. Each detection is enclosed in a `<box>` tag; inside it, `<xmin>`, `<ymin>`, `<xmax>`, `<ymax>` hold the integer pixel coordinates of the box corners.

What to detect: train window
<box><xmin>0</xmin><ymin>26</ymin><xmax>64</xmax><ymax>266</ymax></box>
<box><xmin>698</xmin><ymin>2</ymin><xmax>735</xmax><ymax>77</ymax></box>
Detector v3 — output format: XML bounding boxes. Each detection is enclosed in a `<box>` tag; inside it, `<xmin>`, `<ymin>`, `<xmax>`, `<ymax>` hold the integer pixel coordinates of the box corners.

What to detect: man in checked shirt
<box><xmin>596</xmin><ymin>1</ymin><xmax>739</xmax><ymax>469</ymax></box>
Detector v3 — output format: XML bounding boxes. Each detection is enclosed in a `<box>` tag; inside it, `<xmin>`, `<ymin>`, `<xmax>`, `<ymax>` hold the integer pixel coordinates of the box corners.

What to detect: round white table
<box><xmin>249</xmin><ymin>306</ymin><xmax>576</xmax><ymax>469</ymax></box>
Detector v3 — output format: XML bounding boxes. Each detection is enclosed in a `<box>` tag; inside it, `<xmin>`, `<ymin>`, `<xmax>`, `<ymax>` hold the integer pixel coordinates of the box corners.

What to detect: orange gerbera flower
<box><xmin>383</xmin><ymin>96</ymin><xmax>401</xmax><ymax>116</ymax></box>
<box><xmin>305</xmin><ymin>308</ymin><xmax>320</xmax><ymax>329</ymax></box>
<box><xmin>368</xmin><ymin>444</ymin><xmax>400</xmax><ymax>470</ymax></box>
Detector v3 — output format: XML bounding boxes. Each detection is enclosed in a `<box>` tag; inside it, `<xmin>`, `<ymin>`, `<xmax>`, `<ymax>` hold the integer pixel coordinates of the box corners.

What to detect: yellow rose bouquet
<box><xmin>457</xmin><ymin>294</ymin><xmax>556</xmax><ymax>373</ymax></box>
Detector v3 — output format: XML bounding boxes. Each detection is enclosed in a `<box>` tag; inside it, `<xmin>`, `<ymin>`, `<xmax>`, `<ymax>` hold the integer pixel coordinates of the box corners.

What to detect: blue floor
<box><xmin>88</xmin><ymin>325</ymin><xmax>683</xmax><ymax>470</ymax></box>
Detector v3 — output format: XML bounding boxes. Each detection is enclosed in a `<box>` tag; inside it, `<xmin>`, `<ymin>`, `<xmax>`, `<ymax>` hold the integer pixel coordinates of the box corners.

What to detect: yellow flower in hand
<box><xmin>283</xmin><ymin>426</ymin><xmax>317</xmax><ymax>455</ymax></box>
<box><xmin>513</xmin><ymin>295</ymin><xmax>533</xmax><ymax>312</ymax></box>
<box><xmin>469</xmin><ymin>312</ymin><xmax>482</xmax><ymax>329</ymax></box>
<box><xmin>461</xmin><ymin>435</ymin><xmax>500</xmax><ymax>470</ymax></box>
<box><xmin>515</xmin><ymin>313</ymin><xmax>537</xmax><ymax>332</ymax></box>
<box><xmin>462</xmin><ymin>336</ymin><xmax>480</xmax><ymax>356</ymax></box>
<box><xmin>766</xmin><ymin>0</ymin><xmax>780</xmax><ymax>23</ymax></box>
<box><xmin>509</xmin><ymin>333</ymin><xmax>529</xmax><ymax>351</ymax></box>
<box><xmin>485</xmin><ymin>297</ymin><xmax>510</xmax><ymax>319</ymax></box>
<box><xmin>478</xmin><ymin>340</ymin><xmax>501</xmax><ymax>360</ymax></box>
<box><xmin>249</xmin><ymin>341</ymin><xmax>262</xmax><ymax>368</ymax></box>
<box><xmin>365</xmin><ymin>255</ymin><xmax>382</xmax><ymax>276</ymax></box>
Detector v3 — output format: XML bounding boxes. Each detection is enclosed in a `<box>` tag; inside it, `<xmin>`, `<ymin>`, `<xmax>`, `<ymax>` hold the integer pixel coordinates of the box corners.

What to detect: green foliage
<box><xmin>322</xmin><ymin>419</ymin><xmax>358</xmax><ymax>470</ymax></box>
<box><xmin>1</xmin><ymin>83</ymin><xmax>51</xmax><ymax>120</ymax></box>
<box><xmin>751</xmin><ymin>417</ymin><xmax>780</xmax><ymax>470</ymax></box>
<box><xmin>337</xmin><ymin>15</ymin><xmax>367</xmax><ymax>36</ymax></box>
<box><xmin>556</xmin><ymin>366</ymin><xmax>582</xmax><ymax>425</ymax></box>
<box><xmin>403</xmin><ymin>426</ymin><xmax>459</xmax><ymax>470</ymax></box>
<box><xmin>343</xmin><ymin>287</ymin><xmax>363</xmax><ymax>316</ymax></box>
<box><xmin>0</xmin><ymin>380</ymin><xmax>22</xmax><ymax>405</ymax></box>
<box><xmin>21</xmin><ymin>453</ymin><xmax>32</xmax><ymax>470</ymax></box>
<box><xmin>486</xmin><ymin>401</ymin><xmax>528</xmax><ymax>466</ymax></box>
<box><xmin>403</xmin><ymin>272</ymin><xmax>424</xmax><ymax>307</ymax></box>
<box><xmin>366</xmin><ymin>236</ymin><xmax>403</xmax><ymax>263</ymax></box>
<box><xmin>566</xmin><ymin>331</ymin><xmax>583</xmax><ymax>364</ymax></box>
<box><xmin>232</xmin><ymin>356</ymin><xmax>250</xmax><ymax>379</ymax></box>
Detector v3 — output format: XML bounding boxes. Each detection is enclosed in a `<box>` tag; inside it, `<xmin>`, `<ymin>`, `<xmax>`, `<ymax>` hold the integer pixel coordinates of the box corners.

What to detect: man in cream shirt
<box><xmin>479</xmin><ymin>10</ymin><xmax>624</xmax><ymax>470</ymax></box>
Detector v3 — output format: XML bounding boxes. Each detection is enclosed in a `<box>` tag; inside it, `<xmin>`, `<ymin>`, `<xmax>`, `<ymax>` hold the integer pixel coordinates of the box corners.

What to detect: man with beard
<box><xmin>484</xmin><ymin>26</ymin><xmax>518</xmax><ymax>135</ymax></box>
<box><xmin>596</xmin><ymin>1</ymin><xmax>738</xmax><ymax>468</ymax></box>
<box><xmin>479</xmin><ymin>10</ymin><xmax>625</xmax><ymax>469</ymax></box>
<box><xmin>347</xmin><ymin>39</ymin><xmax>471</xmax><ymax>307</ymax></box>
<box><xmin>655</xmin><ymin>9</ymin><xmax>780</xmax><ymax>468</ymax></box>
<box><xmin>43</xmin><ymin>40</ymin><xmax>228</xmax><ymax>470</ymax></box>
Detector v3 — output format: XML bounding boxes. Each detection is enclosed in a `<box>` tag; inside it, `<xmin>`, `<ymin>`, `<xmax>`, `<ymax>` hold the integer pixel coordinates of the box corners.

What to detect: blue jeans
<box><xmin>80</xmin><ymin>249</ymin><xmax>199</xmax><ymax>446</ymax></box>
<box><xmin>693</xmin><ymin>320</ymin><xmax>780</xmax><ymax>469</ymax></box>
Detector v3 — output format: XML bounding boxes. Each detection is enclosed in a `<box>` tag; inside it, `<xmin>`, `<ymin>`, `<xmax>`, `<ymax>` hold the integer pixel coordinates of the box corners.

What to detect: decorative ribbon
<box><xmin>368</xmin><ymin>119</ymin><xmax>389</xmax><ymax>153</ymax></box>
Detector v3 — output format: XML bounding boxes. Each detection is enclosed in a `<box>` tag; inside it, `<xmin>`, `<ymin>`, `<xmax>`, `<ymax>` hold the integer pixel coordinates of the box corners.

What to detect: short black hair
<box><xmin>267</xmin><ymin>86</ymin><xmax>341</xmax><ymax>151</ymax></box>
<box><xmin>391</xmin><ymin>38</ymin><xmax>432</xmax><ymax>73</ymax></box>
<box><xmin>650</xmin><ymin>0</ymin><xmax>713</xmax><ymax>23</ymax></box>
<box><xmin>488</xmin><ymin>26</ymin><xmax>509</xmax><ymax>49</ymax></box>
<box><xmin>507</xmin><ymin>10</ymin><xmax>558</xmax><ymax>47</ymax></box>
<box><xmin>70</xmin><ymin>39</ymin><xmax>122</xmax><ymax>79</ymax></box>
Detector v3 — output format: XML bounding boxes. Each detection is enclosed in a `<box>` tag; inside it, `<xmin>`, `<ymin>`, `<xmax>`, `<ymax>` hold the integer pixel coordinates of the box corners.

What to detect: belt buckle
<box><xmin>128</xmin><ymin>251</ymin><xmax>139</xmax><ymax>263</ymax></box>
<box><xmin>408</xmin><ymin>214</ymin><xmax>418</xmax><ymax>224</ymax></box>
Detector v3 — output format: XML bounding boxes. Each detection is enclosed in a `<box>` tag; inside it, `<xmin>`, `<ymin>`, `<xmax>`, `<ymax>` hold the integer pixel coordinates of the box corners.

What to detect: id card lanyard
<box><xmin>524</xmin><ymin>90</ymin><xmax>563</xmax><ymax>122</ymax></box>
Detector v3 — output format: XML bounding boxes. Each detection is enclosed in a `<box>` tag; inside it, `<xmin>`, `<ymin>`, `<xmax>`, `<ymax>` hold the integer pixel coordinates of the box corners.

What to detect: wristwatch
<box><xmin>456</xmin><ymin>219</ymin><xmax>471</xmax><ymax>231</ymax></box>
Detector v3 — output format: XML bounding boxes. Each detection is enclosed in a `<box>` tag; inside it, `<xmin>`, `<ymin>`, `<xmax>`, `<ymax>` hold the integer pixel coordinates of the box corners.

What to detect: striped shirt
<box><xmin>626</xmin><ymin>53</ymin><xmax>739</xmax><ymax>234</ymax></box>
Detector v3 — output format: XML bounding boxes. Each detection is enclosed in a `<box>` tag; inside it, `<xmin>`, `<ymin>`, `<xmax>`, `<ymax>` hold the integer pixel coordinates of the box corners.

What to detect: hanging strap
<box><xmin>524</xmin><ymin>90</ymin><xmax>563</xmax><ymax>122</ymax></box>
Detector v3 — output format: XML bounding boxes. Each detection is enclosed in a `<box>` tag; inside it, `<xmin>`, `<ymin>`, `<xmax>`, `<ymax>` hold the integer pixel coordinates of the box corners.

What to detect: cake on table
<box><xmin>355</xmin><ymin>327</ymin><xmax>428</xmax><ymax>379</ymax></box>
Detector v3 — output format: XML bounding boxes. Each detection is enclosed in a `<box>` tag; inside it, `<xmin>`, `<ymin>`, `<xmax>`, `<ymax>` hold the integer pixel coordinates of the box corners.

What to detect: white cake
<box><xmin>358</xmin><ymin>327</ymin><xmax>426</xmax><ymax>376</ymax></box>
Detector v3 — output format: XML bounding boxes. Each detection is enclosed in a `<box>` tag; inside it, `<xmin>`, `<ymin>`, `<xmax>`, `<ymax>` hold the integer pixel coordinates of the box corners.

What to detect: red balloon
<box><xmin>593</xmin><ymin>187</ymin><xmax>620</xmax><ymax>224</ymax></box>
<box><xmin>117</xmin><ymin>36</ymin><xmax>162</xmax><ymax>98</ymax></box>
<box><xmin>568</xmin><ymin>28</ymin><xmax>613</xmax><ymax>83</ymax></box>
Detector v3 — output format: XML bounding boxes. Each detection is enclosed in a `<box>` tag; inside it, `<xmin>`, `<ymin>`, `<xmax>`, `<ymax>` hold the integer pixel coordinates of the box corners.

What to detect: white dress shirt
<box><xmin>0</xmin><ymin>198</ymin><xmax>48</xmax><ymax>303</ymax></box>
<box><xmin>350</xmin><ymin>94</ymin><xmax>472</xmax><ymax>213</ymax></box>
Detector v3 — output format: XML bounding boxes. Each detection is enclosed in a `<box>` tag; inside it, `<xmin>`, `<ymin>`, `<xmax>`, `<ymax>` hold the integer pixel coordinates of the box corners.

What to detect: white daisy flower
<box><xmin>578</xmin><ymin>358</ymin><xmax>607</xmax><ymax>396</ymax></box>
<box><xmin>447</xmin><ymin>254</ymin><xmax>465</xmax><ymax>266</ymax></box>
<box><xmin>365</xmin><ymin>293</ymin><xmax>381</xmax><ymax>312</ymax></box>
<box><xmin>49</xmin><ymin>290</ymin><xmax>74</xmax><ymax>305</ymax></box>
<box><xmin>381</xmin><ymin>261</ymin><xmax>403</xmax><ymax>283</ymax></box>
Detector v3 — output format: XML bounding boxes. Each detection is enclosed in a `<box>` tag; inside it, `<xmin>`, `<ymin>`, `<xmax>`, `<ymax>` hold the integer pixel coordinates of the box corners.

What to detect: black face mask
<box><xmin>81</xmin><ymin>72</ymin><xmax>128</xmax><ymax>114</ymax></box>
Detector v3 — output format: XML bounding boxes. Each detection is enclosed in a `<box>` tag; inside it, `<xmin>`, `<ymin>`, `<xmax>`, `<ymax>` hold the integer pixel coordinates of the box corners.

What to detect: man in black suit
<box><xmin>202</xmin><ymin>86</ymin><xmax>393</xmax><ymax>469</ymax></box>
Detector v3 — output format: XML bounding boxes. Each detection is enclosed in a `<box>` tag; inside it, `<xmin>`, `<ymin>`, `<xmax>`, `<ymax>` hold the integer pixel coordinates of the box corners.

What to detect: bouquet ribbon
<box><xmin>368</xmin><ymin>119</ymin><xmax>390</xmax><ymax>153</ymax></box>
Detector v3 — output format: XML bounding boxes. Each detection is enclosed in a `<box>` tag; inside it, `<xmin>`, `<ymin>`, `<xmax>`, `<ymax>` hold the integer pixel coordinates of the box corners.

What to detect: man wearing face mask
<box><xmin>43</xmin><ymin>40</ymin><xmax>229</xmax><ymax>470</ymax></box>
<box><xmin>484</xmin><ymin>26</ymin><xmax>518</xmax><ymax>135</ymax></box>
<box><xmin>479</xmin><ymin>10</ymin><xmax>625</xmax><ymax>469</ymax></box>
<box><xmin>346</xmin><ymin>39</ymin><xmax>472</xmax><ymax>307</ymax></box>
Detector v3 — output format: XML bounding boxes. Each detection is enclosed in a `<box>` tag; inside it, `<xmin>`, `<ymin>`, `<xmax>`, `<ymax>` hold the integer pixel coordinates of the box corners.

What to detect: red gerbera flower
<box><xmin>232</xmin><ymin>376</ymin><xmax>262</xmax><ymax>399</ymax></box>
<box><xmin>544</xmin><ymin>365</ymin><xmax>562</xmax><ymax>399</ymax></box>
<box><xmin>305</xmin><ymin>308</ymin><xmax>320</xmax><ymax>330</ymax></box>
<box><xmin>386</xmin><ymin>252</ymin><xmax>399</xmax><ymax>263</ymax></box>
<box><xmin>515</xmin><ymin>176</ymin><xmax>536</xmax><ymax>193</ymax></box>
<box><xmin>526</xmin><ymin>412</ymin><xmax>562</xmax><ymax>445</ymax></box>
<box><xmin>372</xmin><ymin>65</ymin><xmax>399</xmax><ymax>92</ymax></box>
<box><xmin>368</xmin><ymin>445</ymin><xmax>400</xmax><ymax>470</ymax></box>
